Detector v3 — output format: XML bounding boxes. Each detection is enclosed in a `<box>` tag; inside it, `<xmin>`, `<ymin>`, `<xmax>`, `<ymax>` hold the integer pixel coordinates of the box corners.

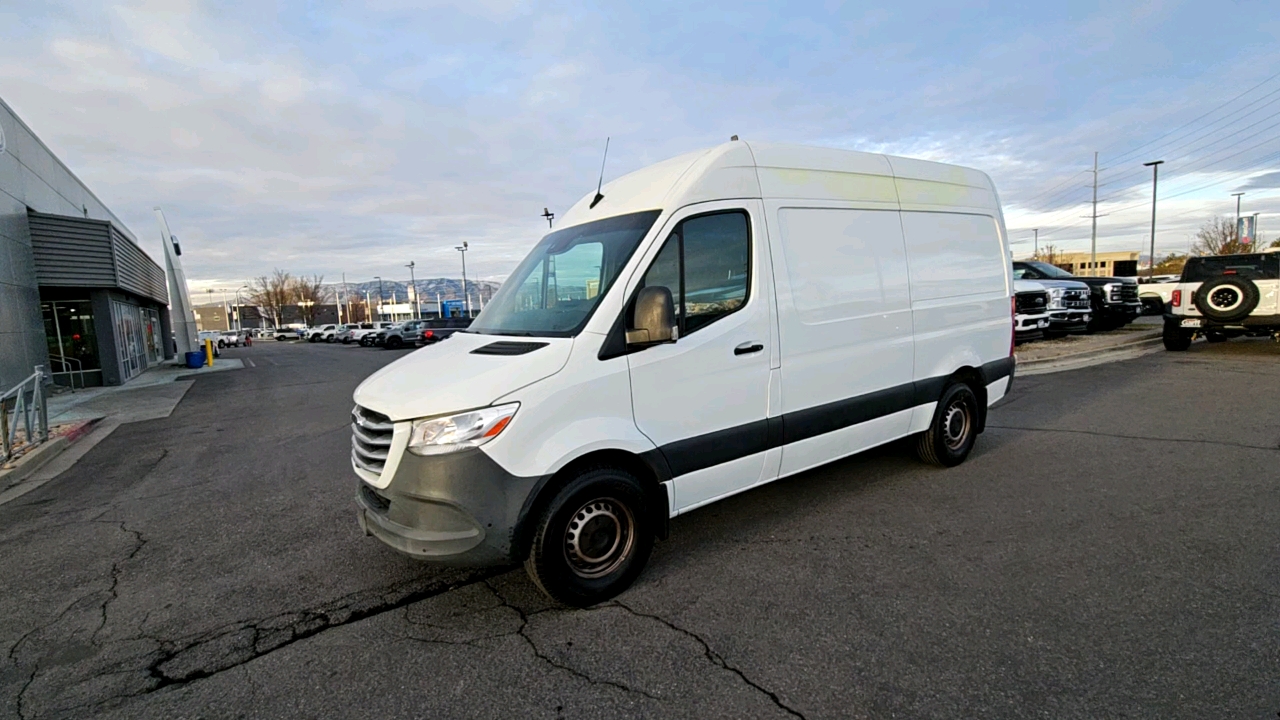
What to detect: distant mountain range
<box><xmin>332</xmin><ymin>278</ymin><xmax>501</xmax><ymax>303</ymax></box>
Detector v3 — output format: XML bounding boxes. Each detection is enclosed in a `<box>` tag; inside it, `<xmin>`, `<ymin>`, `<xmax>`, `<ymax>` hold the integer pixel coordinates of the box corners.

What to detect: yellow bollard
<box><xmin>204</xmin><ymin>338</ymin><xmax>214</xmax><ymax>367</ymax></box>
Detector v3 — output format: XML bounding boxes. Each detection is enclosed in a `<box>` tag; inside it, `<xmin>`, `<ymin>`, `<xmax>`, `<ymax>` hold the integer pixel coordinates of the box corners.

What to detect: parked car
<box><xmin>358</xmin><ymin>322</ymin><xmax>397</xmax><ymax>346</ymax></box>
<box><xmin>219</xmin><ymin>330</ymin><xmax>244</xmax><ymax>347</ymax></box>
<box><xmin>350</xmin><ymin>141</ymin><xmax>1016</xmax><ymax>606</ymax></box>
<box><xmin>1137</xmin><ymin>274</ymin><xmax>1181</xmax><ymax>315</ymax></box>
<box><xmin>273</xmin><ymin>327</ymin><xmax>300</xmax><ymax>341</ymax></box>
<box><xmin>1013</xmin><ymin>280</ymin><xmax>1051</xmax><ymax>343</ymax></box>
<box><xmin>1162</xmin><ymin>249</ymin><xmax>1280</xmax><ymax>350</ymax></box>
<box><xmin>195</xmin><ymin>331</ymin><xmax>223</xmax><ymax>356</ymax></box>
<box><xmin>418</xmin><ymin>317</ymin><xmax>473</xmax><ymax>345</ymax></box>
<box><xmin>308</xmin><ymin>324</ymin><xmax>339</xmax><ymax>343</ymax></box>
<box><xmin>1011</xmin><ymin>263</ymin><xmax>1092</xmax><ymax>336</ymax></box>
<box><xmin>378</xmin><ymin>320</ymin><xmax>427</xmax><ymax>349</ymax></box>
<box><xmin>1012</xmin><ymin>260</ymin><xmax>1139</xmax><ymax>331</ymax></box>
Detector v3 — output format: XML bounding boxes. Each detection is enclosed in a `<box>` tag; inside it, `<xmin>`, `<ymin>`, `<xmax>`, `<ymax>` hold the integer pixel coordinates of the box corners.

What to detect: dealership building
<box><xmin>0</xmin><ymin>97</ymin><xmax>173</xmax><ymax>390</ymax></box>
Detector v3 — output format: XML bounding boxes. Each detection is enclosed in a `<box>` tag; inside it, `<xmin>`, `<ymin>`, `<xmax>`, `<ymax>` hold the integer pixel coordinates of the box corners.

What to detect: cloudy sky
<box><xmin>2</xmin><ymin>0</ymin><xmax>1278</xmax><ymax>292</ymax></box>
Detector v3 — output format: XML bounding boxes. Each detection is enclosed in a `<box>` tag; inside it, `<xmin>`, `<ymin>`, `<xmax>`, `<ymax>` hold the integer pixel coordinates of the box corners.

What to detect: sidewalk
<box><xmin>0</xmin><ymin>356</ymin><xmax>243</xmax><ymax>505</ymax></box>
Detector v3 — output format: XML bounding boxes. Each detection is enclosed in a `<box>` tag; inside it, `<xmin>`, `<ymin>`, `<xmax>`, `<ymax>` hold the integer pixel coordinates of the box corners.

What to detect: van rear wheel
<box><xmin>915</xmin><ymin>383</ymin><xmax>979</xmax><ymax>467</ymax></box>
<box><xmin>524</xmin><ymin>467</ymin><xmax>654</xmax><ymax>607</ymax></box>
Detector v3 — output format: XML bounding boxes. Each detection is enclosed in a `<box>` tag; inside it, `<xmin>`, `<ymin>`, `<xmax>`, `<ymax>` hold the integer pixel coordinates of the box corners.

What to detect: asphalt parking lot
<box><xmin>2</xmin><ymin>337</ymin><xmax>1278</xmax><ymax>719</ymax></box>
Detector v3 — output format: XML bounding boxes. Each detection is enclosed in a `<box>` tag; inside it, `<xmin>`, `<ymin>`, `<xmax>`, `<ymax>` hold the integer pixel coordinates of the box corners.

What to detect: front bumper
<box><xmin>1048</xmin><ymin>309</ymin><xmax>1090</xmax><ymax>332</ymax></box>
<box><xmin>355</xmin><ymin>448</ymin><xmax>544</xmax><ymax>566</ymax></box>
<box><xmin>1097</xmin><ymin>301</ymin><xmax>1143</xmax><ymax>319</ymax></box>
<box><xmin>1015</xmin><ymin>313</ymin><xmax>1050</xmax><ymax>341</ymax></box>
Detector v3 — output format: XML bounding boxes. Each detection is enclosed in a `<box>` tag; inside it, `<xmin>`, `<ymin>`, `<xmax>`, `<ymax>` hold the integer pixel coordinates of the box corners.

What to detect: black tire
<box><xmin>1206</xmin><ymin>331</ymin><xmax>1228</xmax><ymax>343</ymax></box>
<box><xmin>342</xmin><ymin>337</ymin><xmax>351</xmax><ymax>344</ymax></box>
<box><xmin>524</xmin><ymin>467</ymin><xmax>654</xmax><ymax>607</ymax></box>
<box><xmin>1163</xmin><ymin>320</ymin><xmax>1192</xmax><ymax>351</ymax></box>
<box><xmin>914</xmin><ymin>382</ymin><xmax>980</xmax><ymax>467</ymax></box>
<box><xmin>385</xmin><ymin>336</ymin><xmax>403</xmax><ymax>349</ymax></box>
<box><xmin>326</xmin><ymin>335</ymin><xmax>335</xmax><ymax>343</ymax></box>
<box><xmin>1193</xmin><ymin>276</ymin><xmax>1259</xmax><ymax>323</ymax></box>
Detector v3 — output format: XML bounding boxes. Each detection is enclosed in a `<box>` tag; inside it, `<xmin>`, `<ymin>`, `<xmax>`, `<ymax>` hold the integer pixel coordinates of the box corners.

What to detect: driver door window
<box><xmin>638</xmin><ymin>211</ymin><xmax>750</xmax><ymax>336</ymax></box>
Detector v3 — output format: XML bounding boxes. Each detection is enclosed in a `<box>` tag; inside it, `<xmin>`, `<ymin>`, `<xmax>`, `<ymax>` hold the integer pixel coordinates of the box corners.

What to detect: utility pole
<box><xmin>456</xmin><ymin>241</ymin><xmax>470</xmax><ymax>317</ymax></box>
<box><xmin>1232</xmin><ymin>192</ymin><xmax>1245</xmax><ymax>241</ymax></box>
<box><xmin>374</xmin><ymin>276</ymin><xmax>384</xmax><ymax>321</ymax></box>
<box><xmin>1033</xmin><ymin>228</ymin><xmax>1039</xmax><ymax>258</ymax></box>
<box><xmin>405</xmin><ymin>261</ymin><xmax>418</xmax><ymax>319</ymax></box>
<box><xmin>1090</xmin><ymin>152</ymin><xmax>1099</xmax><ymax>277</ymax></box>
<box><xmin>1144</xmin><ymin>160</ymin><xmax>1164</xmax><ymax>279</ymax></box>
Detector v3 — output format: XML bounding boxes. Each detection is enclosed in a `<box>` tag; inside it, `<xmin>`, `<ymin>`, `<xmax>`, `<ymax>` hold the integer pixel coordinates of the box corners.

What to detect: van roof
<box><xmin>558</xmin><ymin>141</ymin><xmax>1001</xmax><ymax>229</ymax></box>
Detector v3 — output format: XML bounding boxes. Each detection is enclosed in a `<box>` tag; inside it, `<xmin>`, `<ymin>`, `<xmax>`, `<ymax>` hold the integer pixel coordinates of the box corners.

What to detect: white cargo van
<box><xmin>352</xmin><ymin>141</ymin><xmax>1015</xmax><ymax>605</ymax></box>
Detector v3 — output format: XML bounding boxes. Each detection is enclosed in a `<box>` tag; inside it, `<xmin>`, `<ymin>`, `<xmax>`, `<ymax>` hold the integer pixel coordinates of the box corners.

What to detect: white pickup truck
<box><xmin>348</xmin><ymin>322</ymin><xmax>396</xmax><ymax>346</ymax></box>
<box><xmin>1137</xmin><ymin>274</ymin><xmax>1181</xmax><ymax>315</ymax></box>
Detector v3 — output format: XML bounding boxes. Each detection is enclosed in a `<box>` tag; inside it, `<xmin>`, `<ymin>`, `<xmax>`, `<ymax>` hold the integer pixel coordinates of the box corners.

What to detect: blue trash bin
<box><xmin>185</xmin><ymin>351</ymin><xmax>205</xmax><ymax>369</ymax></box>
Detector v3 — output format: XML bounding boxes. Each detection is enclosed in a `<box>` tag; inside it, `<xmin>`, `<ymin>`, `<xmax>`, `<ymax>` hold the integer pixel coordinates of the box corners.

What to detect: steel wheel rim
<box><xmin>564</xmin><ymin>498</ymin><xmax>635</xmax><ymax>579</ymax></box>
<box><xmin>942</xmin><ymin>399</ymin><xmax>971</xmax><ymax>451</ymax></box>
<box><xmin>1209</xmin><ymin>287</ymin><xmax>1241</xmax><ymax>311</ymax></box>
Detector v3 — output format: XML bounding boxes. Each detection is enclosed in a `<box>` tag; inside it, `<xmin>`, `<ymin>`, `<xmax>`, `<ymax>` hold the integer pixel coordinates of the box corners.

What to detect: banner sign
<box><xmin>1238</xmin><ymin>216</ymin><xmax>1256</xmax><ymax>245</ymax></box>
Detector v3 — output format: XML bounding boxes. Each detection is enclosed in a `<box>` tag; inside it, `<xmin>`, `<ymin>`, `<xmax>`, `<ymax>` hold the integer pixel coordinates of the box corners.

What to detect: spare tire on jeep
<box><xmin>1193</xmin><ymin>276</ymin><xmax>1259</xmax><ymax>323</ymax></box>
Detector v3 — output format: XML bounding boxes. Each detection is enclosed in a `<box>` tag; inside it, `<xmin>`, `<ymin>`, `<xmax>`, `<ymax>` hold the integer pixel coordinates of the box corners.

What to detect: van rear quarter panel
<box><xmin>899</xmin><ymin>211</ymin><xmax>1011</xmax><ymax>384</ymax></box>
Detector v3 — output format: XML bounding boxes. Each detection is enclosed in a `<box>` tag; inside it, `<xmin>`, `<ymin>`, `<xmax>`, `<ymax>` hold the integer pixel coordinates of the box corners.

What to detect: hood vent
<box><xmin>471</xmin><ymin>341</ymin><xmax>550</xmax><ymax>356</ymax></box>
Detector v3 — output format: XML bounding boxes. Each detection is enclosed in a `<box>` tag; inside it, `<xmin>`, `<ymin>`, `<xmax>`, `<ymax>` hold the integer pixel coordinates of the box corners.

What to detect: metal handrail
<box><xmin>1</xmin><ymin>366</ymin><xmax>49</xmax><ymax>464</ymax></box>
<box><xmin>48</xmin><ymin>355</ymin><xmax>86</xmax><ymax>392</ymax></box>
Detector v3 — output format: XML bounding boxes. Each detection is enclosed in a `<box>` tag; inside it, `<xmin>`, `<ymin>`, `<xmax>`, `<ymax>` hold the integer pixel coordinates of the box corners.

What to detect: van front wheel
<box><xmin>915</xmin><ymin>383</ymin><xmax>979</xmax><ymax>467</ymax></box>
<box><xmin>524</xmin><ymin>467</ymin><xmax>654</xmax><ymax>607</ymax></box>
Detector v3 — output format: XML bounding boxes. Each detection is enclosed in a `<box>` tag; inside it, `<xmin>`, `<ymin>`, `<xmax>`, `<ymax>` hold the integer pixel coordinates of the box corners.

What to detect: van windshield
<box><xmin>467</xmin><ymin>210</ymin><xmax>661</xmax><ymax>337</ymax></box>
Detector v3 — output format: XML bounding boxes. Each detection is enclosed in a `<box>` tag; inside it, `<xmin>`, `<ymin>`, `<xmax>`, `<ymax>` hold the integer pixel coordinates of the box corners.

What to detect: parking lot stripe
<box><xmin>244</xmin><ymin>359</ymin><xmax>255</xmax><ymax>367</ymax></box>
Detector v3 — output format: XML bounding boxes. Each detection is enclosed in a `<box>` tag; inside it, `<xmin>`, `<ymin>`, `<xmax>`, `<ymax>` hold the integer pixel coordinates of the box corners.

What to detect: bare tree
<box><xmin>291</xmin><ymin>275</ymin><xmax>329</xmax><ymax>326</ymax></box>
<box><xmin>1033</xmin><ymin>244</ymin><xmax>1062</xmax><ymax>266</ymax></box>
<box><xmin>247</xmin><ymin>269</ymin><xmax>295</xmax><ymax>327</ymax></box>
<box><xmin>1192</xmin><ymin>216</ymin><xmax>1267</xmax><ymax>256</ymax></box>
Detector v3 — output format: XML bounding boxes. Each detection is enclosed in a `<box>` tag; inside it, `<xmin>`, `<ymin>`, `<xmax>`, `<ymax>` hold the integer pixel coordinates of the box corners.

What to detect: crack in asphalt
<box><xmin>482</xmin><ymin>580</ymin><xmax>662</xmax><ymax>702</ymax></box>
<box><xmin>138</xmin><ymin>568</ymin><xmax>507</xmax><ymax>693</ymax></box>
<box><xmin>986</xmin><ymin>424</ymin><xmax>1280</xmax><ymax>451</ymax></box>
<box><xmin>92</xmin><ymin>521</ymin><xmax>148</xmax><ymax>644</ymax></box>
<box><xmin>610</xmin><ymin>602</ymin><xmax>807</xmax><ymax>719</ymax></box>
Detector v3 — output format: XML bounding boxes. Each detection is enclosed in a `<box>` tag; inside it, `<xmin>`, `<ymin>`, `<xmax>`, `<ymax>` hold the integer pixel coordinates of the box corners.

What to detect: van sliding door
<box><xmin>768</xmin><ymin>205</ymin><xmax>915</xmax><ymax>476</ymax></box>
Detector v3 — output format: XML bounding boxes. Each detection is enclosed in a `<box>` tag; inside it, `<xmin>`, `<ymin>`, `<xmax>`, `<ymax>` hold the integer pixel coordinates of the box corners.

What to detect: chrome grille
<box><xmin>1120</xmin><ymin>284</ymin><xmax>1138</xmax><ymax>301</ymax></box>
<box><xmin>351</xmin><ymin>405</ymin><xmax>394</xmax><ymax>475</ymax></box>
<box><xmin>1015</xmin><ymin>291</ymin><xmax>1048</xmax><ymax>313</ymax></box>
<box><xmin>1063</xmin><ymin>289</ymin><xmax>1090</xmax><ymax>309</ymax></box>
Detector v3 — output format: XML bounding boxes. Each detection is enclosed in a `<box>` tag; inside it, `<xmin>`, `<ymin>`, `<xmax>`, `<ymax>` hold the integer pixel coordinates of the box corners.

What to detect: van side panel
<box><xmin>899</xmin><ymin>211</ymin><xmax>1010</xmax><ymax>386</ymax></box>
<box><xmin>768</xmin><ymin>204</ymin><xmax>916</xmax><ymax>476</ymax></box>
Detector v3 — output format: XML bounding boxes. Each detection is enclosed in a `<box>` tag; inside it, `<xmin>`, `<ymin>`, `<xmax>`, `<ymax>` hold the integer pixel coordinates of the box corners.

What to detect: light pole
<box><xmin>456</xmin><ymin>241</ymin><xmax>469</xmax><ymax>317</ymax></box>
<box><xmin>374</xmin><ymin>276</ymin><xmax>384</xmax><ymax>321</ymax></box>
<box><xmin>1143</xmin><ymin>160</ymin><xmax>1164</xmax><ymax>279</ymax></box>
<box><xmin>233</xmin><ymin>285</ymin><xmax>249</xmax><ymax>331</ymax></box>
<box><xmin>405</xmin><ymin>261</ymin><xmax>418</xmax><ymax>320</ymax></box>
<box><xmin>1231</xmin><ymin>192</ymin><xmax>1245</xmax><ymax>242</ymax></box>
<box><xmin>1033</xmin><ymin>228</ymin><xmax>1039</xmax><ymax>258</ymax></box>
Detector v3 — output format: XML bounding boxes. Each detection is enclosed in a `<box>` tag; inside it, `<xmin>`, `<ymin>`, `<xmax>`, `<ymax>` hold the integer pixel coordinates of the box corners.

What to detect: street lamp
<box><xmin>405</xmin><ymin>261</ymin><xmax>418</xmax><ymax>320</ymax></box>
<box><xmin>233</xmin><ymin>284</ymin><xmax>249</xmax><ymax>331</ymax></box>
<box><xmin>456</xmin><ymin>241</ymin><xmax>469</xmax><ymax>317</ymax></box>
<box><xmin>374</xmin><ymin>276</ymin><xmax>384</xmax><ymax>321</ymax></box>
<box><xmin>1231</xmin><ymin>192</ymin><xmax>1245</xmax><ymax>242</ymax></box>
<box><xmin>1143</xmin><ymin>160</ymin><xmax>1164</xmax><ymax>279</ymax></box>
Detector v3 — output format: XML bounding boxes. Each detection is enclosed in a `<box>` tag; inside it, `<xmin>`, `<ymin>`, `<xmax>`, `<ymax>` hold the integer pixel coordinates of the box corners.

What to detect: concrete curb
<box><xmin>0</xmin><ymin>436</ymin><xmax>68</xmax><ymax>490</ymax></box>
<box><xmin>1019</xmin><ymin>336</ymin><xmax>1164</xmax><ymax>376</ymax></box>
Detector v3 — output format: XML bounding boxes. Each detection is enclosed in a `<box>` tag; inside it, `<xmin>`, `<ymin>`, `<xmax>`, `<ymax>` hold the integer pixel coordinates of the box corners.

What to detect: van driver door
<box><xmin>625</xmin><ymin>201</ymin><xmax>776</xmax><ymax>514</ymax></box>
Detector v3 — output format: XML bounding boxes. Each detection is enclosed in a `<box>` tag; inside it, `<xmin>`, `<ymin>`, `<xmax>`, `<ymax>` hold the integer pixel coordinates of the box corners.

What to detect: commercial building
<box><xmin>0</xmin><ymin>96</ymin><xmax>172</xmax><ymax>389</ymax></box>
<box><xmin>1050</xmin><ymin>251</ymin><xmax>1140</xmax><ymax>277</ymax></box>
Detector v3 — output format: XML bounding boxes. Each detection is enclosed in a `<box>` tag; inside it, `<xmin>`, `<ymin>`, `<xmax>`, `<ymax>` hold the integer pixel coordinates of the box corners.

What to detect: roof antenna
<box><xmin>589</xmin><ymin>137</ymin><xmax>610</xmax><ymax>209</ymax></box>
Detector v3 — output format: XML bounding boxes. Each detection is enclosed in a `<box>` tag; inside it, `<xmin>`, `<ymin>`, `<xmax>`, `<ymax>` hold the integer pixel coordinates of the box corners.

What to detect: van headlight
<box><xmin>407</xmin><ymin>403</ymin><xmax>519</xmax><ymax>456</ymax></box>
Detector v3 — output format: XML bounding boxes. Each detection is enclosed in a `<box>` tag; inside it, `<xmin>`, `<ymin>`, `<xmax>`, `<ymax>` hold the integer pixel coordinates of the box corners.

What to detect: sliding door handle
<box><xmin>734</xmin><ymin>342</ymin><xmax>764</xmax><ymax>356</ymax></box>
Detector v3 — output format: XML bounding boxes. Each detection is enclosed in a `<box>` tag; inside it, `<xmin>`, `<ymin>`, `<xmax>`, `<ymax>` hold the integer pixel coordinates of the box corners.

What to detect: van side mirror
<box><xmin>626</xmin><ymin>286</ymin><xmax>678</xmax><ymax>346</ymax></box>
